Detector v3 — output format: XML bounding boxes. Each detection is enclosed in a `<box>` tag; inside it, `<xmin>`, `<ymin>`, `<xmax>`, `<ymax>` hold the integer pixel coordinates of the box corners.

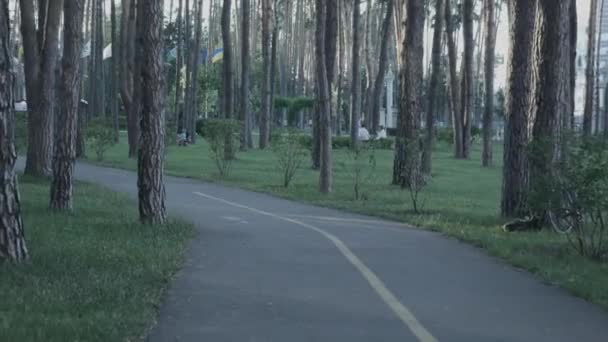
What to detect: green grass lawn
<box><xmin>90</xmin><ymin>134</ymin><xmax>608</xmax><ymax>310</ymax></box>
<box><xmin>0</xmin><ymin>176</ymin><xmax>193</xmax><ymax>341</ymax></box>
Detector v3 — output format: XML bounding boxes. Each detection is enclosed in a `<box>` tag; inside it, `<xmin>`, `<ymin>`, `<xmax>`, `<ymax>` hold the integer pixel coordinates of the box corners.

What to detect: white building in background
<box><xmin>380</xmin><ymin>69</ymin><xmax>398</xmax><ymax>129</ymax></box>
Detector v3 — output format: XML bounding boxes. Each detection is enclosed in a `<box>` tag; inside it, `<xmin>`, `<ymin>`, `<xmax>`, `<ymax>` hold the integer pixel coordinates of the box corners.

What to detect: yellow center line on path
<box><xmin>193</xmin><ymin>191</ymin><xmax>438</xmax><ymax>342</ymax></box>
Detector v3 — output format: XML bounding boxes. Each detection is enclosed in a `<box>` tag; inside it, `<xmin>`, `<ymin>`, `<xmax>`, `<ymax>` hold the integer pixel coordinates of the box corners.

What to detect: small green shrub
<box><xmin>271</xmin><ymin>129</ymin><xmax>308</xmax><ymax>187</ymax></box>
<box><xmin>533</xmin><ymin>136</ymin><xmax>608</xmax><ymax>260</ymax></box>
<box><xmin>339</xmin><ymin>143</ymin><xmax>377</xmax><ymax>201</ymax></box>
<box><xmin>118</xmin><ymin>114</ymin><xmax>128</xmax><ymax>131</ymax></box>
<box><xmin>396</xmin><ymin>138</ymin><xmax>429</xmax><ymax>214</ymax></box>
<box><xmin>471</xmin><ymin>126</ymin><xmax>482</xmax><ymax>138</ymax></box>
<box><xmin>195</xmin><ymin>118</ymin><xmax>207</xmax><ymax>137</ymax></box>
<box><xmin>332</xmin><ymin>136</ymin><xmax>352</xmax><ymax>149</ymax></box>
<box><xmin>296</xmin><ymin>135</ymin><xmax>393</xmax><ymax>151</ymax></box>
<box><xmin>370</xmin><ymin>138</ymin><xmax>394</xmax><ymax>150</ymax></box>
<box><xmin>202</xmin><ymin>119</ymin><xmax>240</xmax><ymax>177</ymax></box>
<box><xmin>434</xmin><ymin>127</ymin><xmax>481</xmax><ymax>145</ymax></box>
<box><xmin>274</xmin><ymin>96</ymin><xmax>315</xmax><ymax>127</ymax></box>
<box><xmin>86</xmin><ymin>120</ymin><xmax>115</xmax><ymax>161</ymax></box>
<box><xmin>298</xmin><ymin>134</ymin><xmax>313</xmax><ymax>151</ymax></box>
<box><xmin>436</xmin><ymin>128</ymin><xmax>454</xmax><ymax>145</ymax></box>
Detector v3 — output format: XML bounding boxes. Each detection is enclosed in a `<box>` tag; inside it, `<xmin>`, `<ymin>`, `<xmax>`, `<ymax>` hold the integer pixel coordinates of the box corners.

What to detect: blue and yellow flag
<box><xmin>211</xmin><ymin>48</ymin><xmax>224</xmax><ymax>63</ymax></box>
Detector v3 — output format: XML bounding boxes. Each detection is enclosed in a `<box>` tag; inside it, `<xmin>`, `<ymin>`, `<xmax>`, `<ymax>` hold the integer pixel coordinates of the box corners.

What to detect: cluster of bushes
<box><xmin>86</xmin><ymin>119</ymin><xmax>115</xmax><ymax>161</ymax></box>
<box><xmin>271</xmin><ymin>129</ymin><xmax>309</xmax><ymax>188</ymax></box>
<box><xmin>274</xmin><ymin>96</ymin><xmax>315</xmax><ymax>127</ymax></box>
<box><xmin>298</xmin><ymin>135</ymin><xmax>393</xmax><ymax>150</ymax></box>
<box><xmin>201</xmin><ymin>119</ymin><xmax>240</xmax><ymax>177</ymax></box>
<box><xmin>435</xmin><ymin>126</ymin><xmax>482</xmax><ymax>145</ymax></box>
<box><xmin>339</xmin><ymin>143</ymin><xmax>377</xmax><ymax>201</ymax></box>
<box><xmin>196</xmin><ymin>118</ymin><xmax>206</xmax><ymax>137</ymax></box>
<box><xmin>529</xmin><ymin>136</ymin><xmax>608</xmax><ymax>260</ymax></box>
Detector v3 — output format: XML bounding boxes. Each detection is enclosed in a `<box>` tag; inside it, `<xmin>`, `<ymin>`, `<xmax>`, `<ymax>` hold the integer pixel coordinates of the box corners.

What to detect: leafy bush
<box><xmin>339</xmin><ymin>143</ymin><xmax>376</xmax><ymax>201</ymax></box>
<box><xmin>370</xmin><ymin>138</ymin><xmax>394</xmax><ymax>150</ymax></box>
<box><xmin>298</xmin><ymin>135</ymin><xmax>393</xmax><ymax>151</ymax></box>
<box><xmin>434</xmin><ymin>127</ymin><xmax>481</xmax><ymax>145</ymax></box>
<box><xmin>274</xmin><ymin>96</ymin><xmax>315</xmax><ymax>127</ymax></box>
<box><xmin>195</xmin><ymin>118</ymin><xmax>207</xmax><ymax>137</ymax></box>
<box><xmin>332</xmin><ymin>136</ymin><xmax>352</xmax><ymax>149</ymax></box>
<box><xmin>86</xmin><ymin>120</ymin><xmax>115</xmax><ymax>161</ymax></box>
<box><xmin>436</xmin><ymin>128</ymin><xmax>454</xmax><ymax>145</ymax></box>
<box><xmin>471</xmin><ymin>126</ymin><xmax>482</xmax><ymax>138</ymax></box>
<box><xmin>118</xmin><ymin>114</ymin><xmax>128</xmax><ymax>131</ymax></box>
<box><xmin>397</xmin><ymin>138</ymin><xmax>429</xmax><ymax>214</ymax></box>
<box><xmin>298</xmin><ymin>134</ymin><xmax>313</xmax><ymax>151</ymax></box>
<box><xmin>534</xmin><ymin>137</ymin><xmax>608</xmax><ymax>260</ymax></box>
<box><xmin>202</xmin><ymin>119</ymin><xmax>240</xmax><ymax>177</ymax></box>
<box><xmin>271</xmin><ymin>129</ymin><xmax>308</xmax><ymax>187</ymax></box>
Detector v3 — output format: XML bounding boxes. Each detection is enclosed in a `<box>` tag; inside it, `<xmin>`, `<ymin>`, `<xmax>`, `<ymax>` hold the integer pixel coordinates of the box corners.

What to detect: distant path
<box><xmin>38</xmin><ymin>160</ymin><xmax>608</xmax><ymax>341</ymax></box>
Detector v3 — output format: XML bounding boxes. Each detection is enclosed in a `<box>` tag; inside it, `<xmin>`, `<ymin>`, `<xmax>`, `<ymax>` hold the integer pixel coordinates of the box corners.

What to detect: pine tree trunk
<box><xmin>0</xmin><ymin>0</ymin><xmax>28</xmax><ymax>262</ymax></box>
<box><xmin>20</xmin><ymin>0</ymin><xmax>63</xmax><ymax>177</ymax></box>
<box><xmin>51</xmin><ymin>0</ymin><xmax>85</xmax><ymax>211</ymax></box>
<box><xmin>422</xmin><ymin>0</ymin><xmax>444</xmax><ymax>174</ymax></box>
<box><xmin>394</xmin><ymin>0</ymin><xmax>424</xmax><ymax>187</ymax></box>
<box><xmin>76</xmin><ymin>0</ymin><xmax>90</xmax><ymax>157</ymax></box>
<box><xmin>350</xmin><ymin>0</ymin><xmax>362</xmax><ymax>148</ymax></box>
<box><xmin>296</xmin><ymin>0</ymin><xmax>306</xmax><ymax>129</ymax></box>
<box><xmin>595</xmin><ymin>0</ymin><xmax>605</xmax><ymax>134</ymax></box>
<box><xmin>569</xmin><ymin>0</ymin><xmax>577</xmax><ymax>130</ymax></box>
<box><xmin>482</xmin><ymin>0</ymin><xmax>496</xmax><ymax>167</ymax></box>
<box><xmin>459</xmin><ymin>0</ymin><xmax>474</xmax><ymax>159</ymax></box>
<box><xmin>371</xmin><ymin>0</ymin><xmax>394</xmax><ymax>134</ymax></box>
<box><xmin>187</xmin><ymin>0</ymin><xmax>203</xmax><ymax>144</ymax></box>
<box><xmin>221</xmin><ymin>0</ymin><xmax>234</xmax><ymax>120</ymax></box>
<box><xmin>121</xmin><ymin>0</ymin><xmax>139</xmax><ymax>159</ymax></box>
<box><xmin>312</xmin><ymin>2</ymin><xmax>337</xmax><ymax>168</ymax></box>
<box><xmin>530</xmin><ymin>0</ymin><xmax>571</xmax><ymax>198</ymax></box>
<box><xmin>336</xmin><ymin>0</ymin><xmax>344</xmax><ymax>136</ymax></box>
<box><xmin>76</xmin><ymin>99</ymin><xmax>86</xmax><ymax>157</ymax></box>
<box><xmin>583</xmin><ymin>0</ymin><xmax>598</xmax><ymax>137</ymax></box>
<box><xmin>393</xmin><ymin>0</ymin><xmax>404</xmax><ymax>70</ymax></box>
<box><xmin>259</xmin><ymin>0</ymin><xmax>271</xmax><ymax>149</ymax></box>
<box><xmin>269</xmin><ymin>16</ymin><xmax>278</xmax><ymax>133</ymax></box>
<box><xmin>239</xmin><ymin>0</ymin><xmax>251</xmax><ymax>151</ymax></box>
<box><xmin>174</xmin><ymin>0</ymin><xmax>183</xmax><ymax>130</ymax></box>
<box><xmin>136</xmin><ymin>0</ymin><xmax>167</xmax><ymax>225</ymax></box>
<box><xmin>325</xmin><ymin>0</ymin><xmax>338</xmax><ymax>130</ymax></box>
<box><xmin>444</xmin><ymin>0</ymin><xmax>463</xmax><ymax>159</ymax></box>
<box><xmin>88</xmin><ymin>0</ymin><xmax>96</xmax><ymax>119</ymax></box>
<box><xmin>316</xmin><ymin>0</ymin><xmax>332</xmax><ymax>193</ymax></box>
<box><xmin>364</xmin><ymin>0</ymin><xmax>374</xmax><ymax>130</ymax></box>
<box><xmin>501</xmin><ymin>0</ymin><xmax>536</xmax><ymax>218</ymax></box>
<box><xmin>605</xmin><ymin>85</ymin><xmax>608</xmax><ymax>137</ymax></box>
<box><xmin>182</xmin><ymin>0</ymin><xmax>192</xmax><ymax>133</ymax></box>
<box><xmin>93</xmin><ymin>0</ymin><xmax>105</xmax><ymax>118</ymax></box>
<box><xmin>76</xmin><ymin>0</ymin><xmax>90</xmax><ymax>159</ymax></box>
<box><xmin>111</xmin><ymin>0</ymin><xmax>119</xmax><ymax>142</ymax></box>
<box><xmin>89</xmin><ymin>0</ymin><xmax>98</xmax><ymax>119</ymax></box>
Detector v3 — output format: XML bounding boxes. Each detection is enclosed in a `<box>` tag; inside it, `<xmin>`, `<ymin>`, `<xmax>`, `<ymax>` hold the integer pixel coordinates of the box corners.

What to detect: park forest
<box><xmin>1</xmin><ymin>0</ymin><xmax>608</xmax><ymax>273</ymax></box>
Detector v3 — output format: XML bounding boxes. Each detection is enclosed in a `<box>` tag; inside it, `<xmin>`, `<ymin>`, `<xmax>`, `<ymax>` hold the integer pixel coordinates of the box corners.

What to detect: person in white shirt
<box><xmin>376</xmin><ymin>125</ymin><xmax>387</xmax><ymax>139</ymax></box>
<box><xmin>358</xmin><ymin>124</ymin><xmax>370</xmax><ymax>142</ymax></box>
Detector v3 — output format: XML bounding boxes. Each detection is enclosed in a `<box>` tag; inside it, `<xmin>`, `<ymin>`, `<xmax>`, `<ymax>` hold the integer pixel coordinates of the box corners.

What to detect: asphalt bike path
<box><xmin>33</xmin><ymin>161</ymin><xmax>608</xmax><ymax>341</ymax></box>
